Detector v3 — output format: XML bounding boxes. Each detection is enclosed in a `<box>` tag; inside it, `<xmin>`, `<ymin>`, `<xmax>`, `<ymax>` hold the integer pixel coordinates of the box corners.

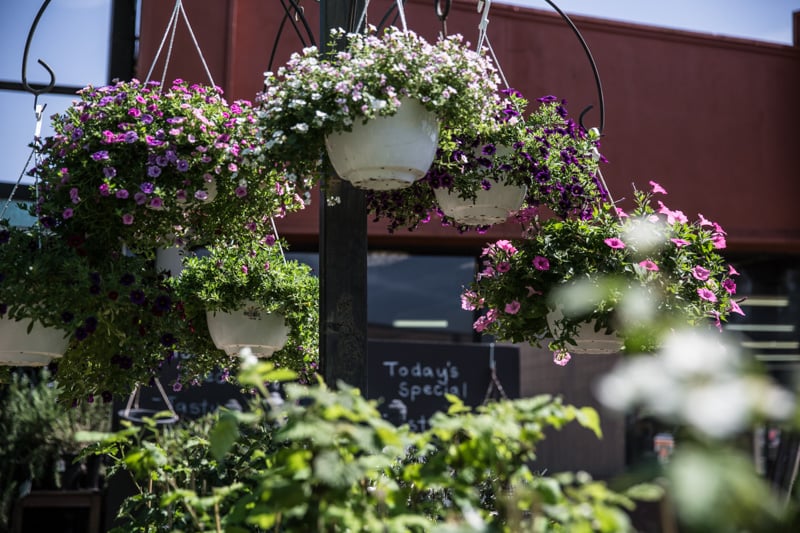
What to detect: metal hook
<box><xmin>543</xmin><ymin>0</ymin><xmax>605</xmax><ymax>134</ymax></box>
<box><xmin>22</xmin><ymin>0</ymin><xmax>57</xmax><ymax>105</ymax></box>
<box><xmin>435</xmin><ymin>0</ymin><xmax>450</xmax><ymax>35</ymax></box>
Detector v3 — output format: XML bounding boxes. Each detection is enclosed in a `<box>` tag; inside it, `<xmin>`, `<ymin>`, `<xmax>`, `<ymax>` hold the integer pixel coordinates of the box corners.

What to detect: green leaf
<box><xmin>625</xmin><ymin>482</ymin><xmax>665</xmax><ymax>502</ymax></box>
<box><xmin>209</xmin><ymin>411</ymin><xmax>240</xmax><ymax>462</ymax></box>
<box><xmin>575</xmin><ymin>406</ymin><xmax>602</xmax><ymax>438</ymax></box>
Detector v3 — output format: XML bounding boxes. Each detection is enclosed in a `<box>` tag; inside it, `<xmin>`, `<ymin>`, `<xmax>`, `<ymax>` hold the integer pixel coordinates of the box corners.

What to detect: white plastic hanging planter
<box><xmin>324</xmin><ymin>98</ymin><xmax>440</xmax><ymax>191</ymax></box>
<box><xmin>206</xmin><ymin>301</ymin><xmax>290</xmax><ymax>357</ymax></box>
<box><xmin>0</xmin><ymin>317</ymin><xmax>69</xmax><ymax>366</ymax></box>
<box><xmin>435</xmin><ymin>181</ymin><xmax>527</xmax><ymax>226</ymax></box>
<box><xmin>434</xmin><ymin>144</ymin><xmax>527</xmax><ymax>225</ymax></box>
<box><xmin>546</xmin><ymin>309</ymin><xmax>623</xmax><ymax>355</ymax></box>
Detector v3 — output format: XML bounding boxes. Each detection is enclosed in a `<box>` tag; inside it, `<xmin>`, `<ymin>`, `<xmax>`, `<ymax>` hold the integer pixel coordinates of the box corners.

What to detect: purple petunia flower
<box><xmin>91</xmin><ymin>150</ymin><xmax>109</xmax><ymax>161</ymax></box>
<box><xmin>130</xmin><ymin>289</ymin><xmax>146</xmax><ymax>305</ymax></box>
<box><xmin>235</xmin><ymin>185</ymin><xmax>247</xmax><ymax>198</ymax></box>
<box><xmin>122</xmin><ymin>213</ymin><xmax>134</xmax><ymax>225</ymax></box>
<box><xmin>147</xmin><ymin>165</ymin><xmax>162</xmax><ymax>178</ymax></box>
<box><xmin>532</xmin><ymin>255</ymin><xmax>550</xmax><ymax>271</ymax></box>
<box><xmin>116</xmin><ymin>189</ymin><xmax>129</xmax><ymax>199</ymax></box>
<box><xmin>124</xmin><ymin>130</ymin><xmax>139</xmax><ymax>143</ymax></box>
<box><xmin>176</xmin><ymin>160</ymin><xmax>189</xmax><ymax>172</ymax></box>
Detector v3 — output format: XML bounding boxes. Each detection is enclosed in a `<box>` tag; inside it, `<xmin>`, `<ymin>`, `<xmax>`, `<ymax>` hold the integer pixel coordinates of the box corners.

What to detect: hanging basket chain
<box><xmin>144</xmin><ymin>0</ymin><xmax>216</xmax><ymax>88</ymax></box>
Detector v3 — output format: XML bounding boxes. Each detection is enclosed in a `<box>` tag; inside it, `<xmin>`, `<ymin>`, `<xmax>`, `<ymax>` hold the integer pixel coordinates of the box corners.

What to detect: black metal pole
<box><xmin>319</xmin><ymin>0</ymin><xmax>368</xmax><ymax>391</ymax></box>
<box><xmin>108</xmin><ymin>0</ymin><xmax>138</xmax><ymax>83</ymax></box>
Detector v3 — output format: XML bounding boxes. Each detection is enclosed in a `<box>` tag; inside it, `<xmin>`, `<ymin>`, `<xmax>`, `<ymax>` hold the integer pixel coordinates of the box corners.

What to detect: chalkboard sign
<box><xmin>116</xmin><ymin>342</ymin><xmax>520</xmax><ymax>431</ymax></box>
<box><xmin>367</xmin><ymin>340</ymin><xmax>520</xmax><ymax>432</ymax></box>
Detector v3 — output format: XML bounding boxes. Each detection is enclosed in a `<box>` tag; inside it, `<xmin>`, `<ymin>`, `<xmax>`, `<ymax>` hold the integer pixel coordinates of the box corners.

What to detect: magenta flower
<box><xmin>729</xmin><ymin>300</ymin><xmax>745</xmax><ymax>316</ymax></box>
<box><xmin>532</xmin><ymin>255</ymin><xmax>550</xmax><ymax>271</ymax></box>
<box><xmin>148</xmin><ymin>197</ymin><xmax>164</xmax><ymax>210</ymax></box>
<box><xmin>712</xmin><ymin>234</ymin><xmax>727</xmax><ymax>249</ymax></box>
<box><xmin>604</xmin><ymin>238</ymin><xmax>626</xmax><ymax>249</ymax></box>
<box><xmin>728</xmin><ymin>265</ymin><xmax>740</xmax><ymax>276</ymax></box>
<box><xmin>122</xmin><ymin>213</ymin><xmax>134</xmax><ymax>225</ymax></box>
<box><xmin>496</xmin><ymin>239</ymin><xmax>518</xmax><ymax>255</ymax></box>
<box><xmin>671</xmin><ymin>238</ymin><xmax>689</xmax><ymax>247</ymax></box>
<box><xmin>692</xmin><ymin>265</ymin><xmax>710</xmax><ymax>281</ymax></box>
<box><xmin>722</xmin><ymin>278</ymin><xmax>737</xmax><ymax>294</ymax></box>
<box><xmin>195</xmin><ymin>190</ymin><xmax>209</xmax><ymax>201</ymax></box>
<box><xmin>504</xmin><ymin>300</ymin><xmax>521</xmax><ymax>315</ymax></box>
<box><xmin>639</xmin><ymin>259</ymin><xmax>659</xmax><ymax>271</ymax></box>
<box><xmin>496</xmin><ymin>261</ymin><xmax>511</xmax><ymax>273</ymax></box>
<box><xmin>553</xmin><ymin>349</ymin><xmax>572</xmax><ymax>366</ymax></box>
<box><xmin>649</xmin><ymin>180</ymin><xmax>667</xmax><ymax>194</ymax></box>
<box><xmin>697</xmin><ymin>288</ymin><xmax>717</xmax><ymax>302</ymax></box>
<box><xmin>115</xmin><ymin>189</ymin><xmax>129</xmax><ymax>199</ymax></box>
<box><xmin>62</xmin><ymin>208</ymin><xmax>74</xmax><ymax>219</ymax></box>
<box><xmin>235</xmin><ymin>185</ymin><xmax>248</xmax><ymax>198</ymax></box>
<box><xmin>241</xmin><ymin>265</ymin><xmax>248</xmax><ymax>274</ymax></box>
<box><xmin>265</xmin><ymin>235</ymin><xmax>276</xmax><ymax>246</ymax></box>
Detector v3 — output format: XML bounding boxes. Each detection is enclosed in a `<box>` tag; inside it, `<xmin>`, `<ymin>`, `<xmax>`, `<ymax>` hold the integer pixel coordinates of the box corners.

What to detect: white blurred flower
<box><xmin>595</xmin><ymin>328</ymin><xmax>796</xmax><ymax>440</ymax></box>
<box><xmin>239</xmin><ymin>346</ymin><xmax>258</xmax><ymax>369</ymax></box>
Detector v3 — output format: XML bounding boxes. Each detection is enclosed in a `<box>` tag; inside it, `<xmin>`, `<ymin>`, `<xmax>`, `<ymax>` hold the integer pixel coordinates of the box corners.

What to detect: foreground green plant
<box><xmin>87</xmin><ymin>361</ymin><xmax>652</xmax><ymax>532</ymax></box>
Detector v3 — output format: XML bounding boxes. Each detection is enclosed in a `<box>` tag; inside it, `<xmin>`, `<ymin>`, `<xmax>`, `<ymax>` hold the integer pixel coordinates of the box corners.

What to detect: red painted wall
<box><xmin>138</xmin><ymin>0</ymin><xmax>800</xmax><ymax>253</ymax></box>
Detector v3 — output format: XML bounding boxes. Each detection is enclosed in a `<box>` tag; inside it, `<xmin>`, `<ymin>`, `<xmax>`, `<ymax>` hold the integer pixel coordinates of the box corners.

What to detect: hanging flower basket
<box><xmin>256</xmin><ymin>25</ymin><xmax>502</xmax><ymax>194</ymax></box>
<box><xmin>435</xmin><ymin>177</ymin><xmax>527</xmax><ymax>225</ymax></box>
<box><xmin>366</xmin><ymin>92</ymin><xmax>608</xmax><ymax>232</ymax></box>
<box><xmin>32</xmin><ymin>78</ymin><xmax>305</xmax><ymax>258</ymax></box>
<box><xmin>545</xmin><ymin>309</ymin><xmax>622</xmax><ymax>355</ymax></box>
<box><xmin>169</xmin><ymin>235</ymin><xmax>319</xmax><ymax>385</ymax></box>
<box><xmin>206</xmin><ymin>303</ymin><xmax>290</xmax><ymax>357</ymax></box>
<box><xmin>324</xmin><ymin>98</ymin><xmax>440</xmax><ymax>190</ymax></box>
<box><xmin>462</xmin><ymin>182</ymin><xmax>742</xmax><ymax>359</ymax></box>
<box><xmin>0</xmin><ymin>317</ymin><xmax>68</xmax><ymax>366</ymax></box>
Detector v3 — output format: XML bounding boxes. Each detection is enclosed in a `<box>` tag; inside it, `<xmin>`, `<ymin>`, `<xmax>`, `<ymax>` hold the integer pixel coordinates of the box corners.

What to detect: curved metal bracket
<box><xmin>269</xmin><ymin>0</ymin><xmax>317</xmax><ymax>71</ymax></box>
<box><xmin>544</xmin><ymin>0</ymin><xmax>605</xmax><ymax>134</ymax></box>
<box><xmin>22</xmin><ymin>0</ymin><xmax>56</xmax><ymax>102</ymax></box>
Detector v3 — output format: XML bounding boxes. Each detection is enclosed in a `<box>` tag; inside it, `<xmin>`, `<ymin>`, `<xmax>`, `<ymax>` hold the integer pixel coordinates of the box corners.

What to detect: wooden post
<box><xmin>319</xmin><ymin>0</ymin><xmax>368</xmax><ymax>391</ymax></box>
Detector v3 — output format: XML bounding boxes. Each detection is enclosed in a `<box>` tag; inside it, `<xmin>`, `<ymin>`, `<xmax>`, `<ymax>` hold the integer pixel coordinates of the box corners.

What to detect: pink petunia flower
<box><xmin>671</xmin><ymin>238</ymin><xmax>690</xmax><ymax>247</ymax></box>
<box><xmin>504</xmin><ymin>300</ymin><xmax>521</xmax><ymax>315</ymax></box>
<box><xmin>728</xmin><ymin>265</ymin><xmax>740</xmax><ymax>276</ymax></box>
<box><xmin>532</xmin><ymin>255</ymin><xmax>550</xmax><ymax>271</ymax></box>
<box><xmin>526</xmin><ymin>286</ymin><xmax>542</xmax><ymax>297</ymax></box>
<box><xmin>697</xmin><ymin>288</ymin><xmax>717</xmax><ymax>302</ymax></box>
<box><xmin>639</xmin><ymin>259</ymin><xmax>659</xmax><ymax>271</ymax></box>
<box><xmin>62</xmin><ymin>208</ymin><xmax>73</xmax><ymax>219</ymax></box>
<box><xmin>649</xmin><ymin>180</ymin><xmax>667</xmax><ymax>194</ymax></box>
<box><xmin>553</xmin><ymin>349</ymin><xmax>572</xmax><ymax>366</ymax></box>
<box><xmin>692</xmin><ymin>265</ymin><xmax>710</xmax><ymax>281</ymax></box>
<box><xmin>604</xmin><ymin>238</ymin><xmax>626</xmax><ymax>249</ymax></box>
<box><xmin>729</xmin><ymin>300</ymin><xmax>745</xmax><ymax>316</ymax></box>
<box><xmin>122</xmin><ymin>213</ymin><xmax>134</xmax><ymax>225</ymax></box>
<box><xmin>614</xmin><ymin>207</ymin><xmax>629</xmax><ymax>218</ymax></box>
<box><xmin>712</xmin><ymin>234</ymin><xmax>727</xmax><ymax>249</ymax></box>
<box><xmin>496</xmin><ymin>261</ymin><xmax>511</xmax><ymax>273</ymax></box>
<box><xmin>495</xmin><ymin>240</ymin><xmax>518</xmax><ymax>255</ymax></box>
<box><xmin>698</xmin><ymin>213</ymin><xmax>713</xmax><ymax>227</ymax></box>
